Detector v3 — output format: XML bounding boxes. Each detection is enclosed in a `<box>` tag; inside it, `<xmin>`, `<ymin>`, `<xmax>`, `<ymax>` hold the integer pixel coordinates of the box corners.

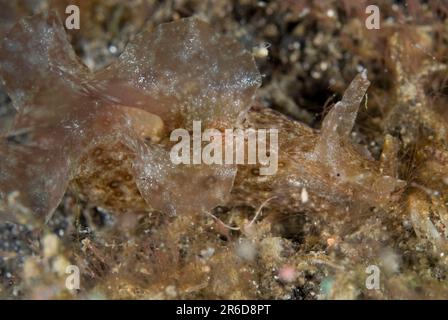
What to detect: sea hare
<box><xmin>0</xmin><ymin>12</ymin><xmax>261</xmax><ymax>222</ymax></box>
<box><xmin>0</xmin><ymin>11</ymin><xmax>405</xmax><ymax>226</ymax></box>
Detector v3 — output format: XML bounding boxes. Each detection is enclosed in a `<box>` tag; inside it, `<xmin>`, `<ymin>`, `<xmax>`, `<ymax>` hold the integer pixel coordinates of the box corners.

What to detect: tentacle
<box><xmin>319</xmin><ymin>70</ymin><xmax>370</xmax><ymax>143</ymax></box>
